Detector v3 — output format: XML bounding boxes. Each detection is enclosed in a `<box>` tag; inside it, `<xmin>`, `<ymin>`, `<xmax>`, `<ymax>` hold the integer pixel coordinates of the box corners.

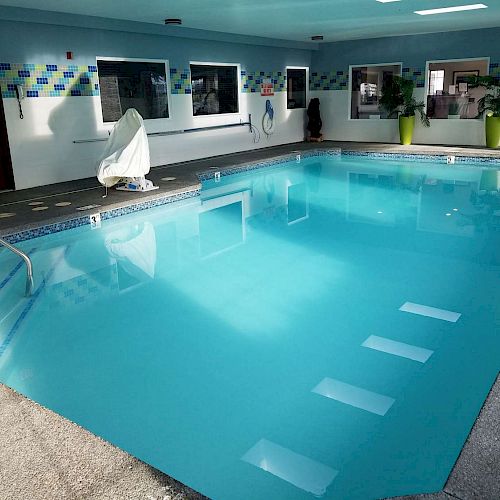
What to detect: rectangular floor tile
<box><xmin>399</xmin><ymin>302</ymin><xmax>461</xmax><ymax>323</ymax></box>
<box><xmin>312</xmin><ymin>378</ymin><xmax>395</xmax><ymax>416</ymax></box>
<box><xmin>241</xmin><ymin>438</ymin><xmax>338</xmax><ymax>496</ymax></box>
<box><xmin>362</xmin><ymin>335</ymin><xmax>434</xmax><ymax>363</ymax></box>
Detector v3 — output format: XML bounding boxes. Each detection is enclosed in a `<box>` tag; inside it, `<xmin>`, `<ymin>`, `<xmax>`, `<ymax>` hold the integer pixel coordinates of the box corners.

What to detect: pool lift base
<box><xmin>115</xmin><ymin>177</ymin><xmax>159</xmax><ymax>193</ymax></box>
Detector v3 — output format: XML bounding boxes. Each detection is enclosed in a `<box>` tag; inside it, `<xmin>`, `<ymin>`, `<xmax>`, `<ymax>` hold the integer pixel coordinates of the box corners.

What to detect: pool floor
<box><xmin>0</xmin><ymin>154</ymin><xmax>499</xmax><ymax>499</ymax></box>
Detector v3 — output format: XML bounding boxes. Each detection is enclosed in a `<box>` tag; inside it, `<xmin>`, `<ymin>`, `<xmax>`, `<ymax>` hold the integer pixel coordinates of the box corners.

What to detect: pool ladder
<box><xmin>0</xmin><ymin>238</ymin><xmax>34</xmax><ymax>296</ymax></box>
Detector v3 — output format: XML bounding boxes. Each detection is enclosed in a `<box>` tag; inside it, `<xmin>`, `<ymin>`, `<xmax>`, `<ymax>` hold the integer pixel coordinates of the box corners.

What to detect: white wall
<box><xmin>312</xmin><ymin>88</ymin><xmax>487</xmax><ymax>146</ymax></box>
<box><xmin>4</xmin><ymin>91</ymin><xmax>307</xmax><ymax>190</ymax></box>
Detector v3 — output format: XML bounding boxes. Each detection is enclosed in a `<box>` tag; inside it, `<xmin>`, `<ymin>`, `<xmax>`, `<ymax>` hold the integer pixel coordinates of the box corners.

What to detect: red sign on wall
<box><xmin>261</xmin><ymin>82</ymin><xmax>274</xmax><ymax>96</ymax></box>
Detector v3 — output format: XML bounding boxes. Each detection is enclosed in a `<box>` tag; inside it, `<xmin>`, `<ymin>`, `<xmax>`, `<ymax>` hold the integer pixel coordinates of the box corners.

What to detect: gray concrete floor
<box><xmin>0</xmin><ymin>141</ymin><xmax>499</xmax><ymax>499</ymax></box>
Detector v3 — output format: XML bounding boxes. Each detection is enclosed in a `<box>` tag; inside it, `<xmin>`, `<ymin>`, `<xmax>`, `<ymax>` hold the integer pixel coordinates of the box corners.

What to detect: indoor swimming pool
<box><xmin>0</xmin><ymin>153</ymin><xmax>499</xmax><ymax>500</ymax></box>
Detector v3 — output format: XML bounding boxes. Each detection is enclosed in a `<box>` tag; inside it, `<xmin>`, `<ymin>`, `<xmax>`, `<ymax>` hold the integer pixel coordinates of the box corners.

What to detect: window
<box><xmin>426</xmin><ymin>58</ymin><xmax>489</xmax><ymax>119</ymax></box>
<box><xmin>350</xmin><ymin>64</ymin><xmax>401</xmax><ymax>119</ymax></box>
<box><xmin>287</xmin><ymin>68</ymin><xmax>306</xmax><ymax>109</ymax></box>
<box><xmin>97</xmin><ymin>59</ymin><xmax>169</xmax><ymax>122</ymax></box>
<box><xmin>429</xmin><ymin>70</ymin><xmax>445</xmax><ymax>96</ymax></box>
<box><xmin>191</xmin><ymin>64</ymin><xmax>239</xmax><ymax>116</ymax></box>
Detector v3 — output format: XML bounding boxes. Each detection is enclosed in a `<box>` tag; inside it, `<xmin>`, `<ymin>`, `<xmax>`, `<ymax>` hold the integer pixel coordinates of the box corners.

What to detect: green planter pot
<box><xmin>399</xmin><ymin>115</ymin><xmax>415</xmax><ymax>145</ymax></box>
<box><xmin>485</xmin><ymin>115</ymin><xmax>500</xmax><ymax>149</ymax></box>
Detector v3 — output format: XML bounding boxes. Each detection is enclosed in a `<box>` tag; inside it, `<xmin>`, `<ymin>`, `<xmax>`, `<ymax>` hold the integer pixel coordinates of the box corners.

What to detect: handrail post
<box><xmin>0</xmin><ymin>238</ymin><xmax>34</xmax><ymax>297</ymax></box>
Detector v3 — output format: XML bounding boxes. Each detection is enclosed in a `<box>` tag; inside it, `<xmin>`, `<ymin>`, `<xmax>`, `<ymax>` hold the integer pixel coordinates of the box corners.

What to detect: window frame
<box><xmin>423</xmin><ymin>57</ymin><xmax>490</xmax><ymax>122</ymax></box>
<box><xmin>286</xmin><ymin>66</ymin><xmax>309</xmax><ymax>110</ymax></box>
<box><xmin>96</xmin><ymin>56</ymin><xmax>171</xmax><ymax>125</ymax></box>
<box><xmin>348</xmin><ymin>62</ymin><xmax>402</xmax><ymax>121</ymax></box>
<box><xmin>189</xmin><ymin>61</ymin><xmax>242</xmax><ymax>118</ymax></box>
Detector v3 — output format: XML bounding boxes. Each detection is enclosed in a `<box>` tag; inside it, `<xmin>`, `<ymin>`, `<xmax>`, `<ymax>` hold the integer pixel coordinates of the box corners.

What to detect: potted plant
<box><xmin>380</xmin><ymin>76</ymin><xmax>430</xmax><ymax>145</ymax></box>
<box><xmin>467</xmin><ymin>75</ymin><xmax>500</xmax><ymax>148</ymax></box>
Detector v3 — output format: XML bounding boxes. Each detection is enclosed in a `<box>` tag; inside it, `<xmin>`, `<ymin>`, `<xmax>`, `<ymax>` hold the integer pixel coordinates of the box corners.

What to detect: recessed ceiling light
<box><xmin>164</xmin><ymin>18</ymin><xmax>182</xmax><ymax>25</ymax></box>
<box><xmin>415</xmin><ymin>4</ymin><xmax>487</xmax><ymax>15</ymax></box>
<box><xmin>311</xmin><ymin>35</ymin><xmax>324</xmax><ymax>41</ymax></box>
<box><xmin>376</xmin><ymin>0</ymin><xmax>401</xmax><ymax>3</ymax></box>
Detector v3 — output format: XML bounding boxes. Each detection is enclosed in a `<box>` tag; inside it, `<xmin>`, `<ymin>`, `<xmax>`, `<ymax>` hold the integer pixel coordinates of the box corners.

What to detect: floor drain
<box><xmin>28</xmin><ymin>201</ymin><xmax>44</xmax><ymax>206</ymax></box>
<box><xmin>161</xmin><ymin>177</ymin><xmax>176</xmax><ymax>181</ymax></box>
<box><xmin>0</xmin><ymin>212</ymin><xmax>16</xmax><ymax>218</ymax></box>
<box><xmin>55</xmin><ymin>202</ymin><xmax>72</xmax><ymax>207</ymax></box>
<box><xmin>32</xmin><ymin>206</ymin><xmax>49</xmax><ymax>211</ymax></box>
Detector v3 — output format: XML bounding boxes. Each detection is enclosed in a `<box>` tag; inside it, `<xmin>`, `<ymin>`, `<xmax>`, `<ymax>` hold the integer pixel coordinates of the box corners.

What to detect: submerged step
<box><xmin>241</xmin><ymin>438</ymin><xmax>338</xmax><ymax>496</ymax></box>
<box><xmin>312</xmin><ymin>377</ymin><xmax>395</xmax><ymax>416</ymax></box>
<box><xmin>362</xmin><ymin>335</ymin><xmax>434</xmax><ymax>363</ymax></box>
<box><xmin>399</xmin><ymin>302</ymin><xmax>461</xmax><ymax>323</ymax></box>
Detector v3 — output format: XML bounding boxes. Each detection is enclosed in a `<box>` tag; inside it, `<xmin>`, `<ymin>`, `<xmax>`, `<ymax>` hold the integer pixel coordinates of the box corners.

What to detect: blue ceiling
<box><xmin>0</xmin><ymin>0</ymin><xmax>499</xmax><ymax>42</ymax></box>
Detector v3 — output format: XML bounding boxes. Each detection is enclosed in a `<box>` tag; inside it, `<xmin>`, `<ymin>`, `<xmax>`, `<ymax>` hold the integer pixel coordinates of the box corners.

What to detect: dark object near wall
<box><xmin>0</xmin><ymin>96</ymin><xmax>15</xmax><ymax>190</ymax></box>
<box><xmin>307</xmin><ymin>98</ymin><xmax>322</xmax><ymax>140</ymax></box>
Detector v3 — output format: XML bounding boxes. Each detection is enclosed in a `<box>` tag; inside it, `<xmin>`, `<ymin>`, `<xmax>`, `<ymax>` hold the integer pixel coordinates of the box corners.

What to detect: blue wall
<box><xmin>312</xmin><ymin>27</ymin><xmax>500</xmax><ymax>71</ymax></box>
<box><xmin>0</xmin><ymin>19</ymin><xmax>311</xmax><ymax>70</ymax></box>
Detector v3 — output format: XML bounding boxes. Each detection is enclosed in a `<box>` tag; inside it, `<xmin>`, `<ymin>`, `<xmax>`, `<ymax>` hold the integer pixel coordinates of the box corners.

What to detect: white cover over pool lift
<box><xmin>96</xmin><ymin>108</ymin><xmax>159</xmax><ymax>194</ymax></box>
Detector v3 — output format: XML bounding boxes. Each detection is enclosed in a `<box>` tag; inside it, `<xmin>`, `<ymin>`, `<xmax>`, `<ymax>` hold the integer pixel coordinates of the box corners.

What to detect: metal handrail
<box><xmin>0</xmin><ymin>238</ymin><xmax>34</xmax><ymax>296</ymax></box>
<box><xmin>73</xmin><ymin>114</ymin><xmax>253</xmax><ymax>144</ymax></box>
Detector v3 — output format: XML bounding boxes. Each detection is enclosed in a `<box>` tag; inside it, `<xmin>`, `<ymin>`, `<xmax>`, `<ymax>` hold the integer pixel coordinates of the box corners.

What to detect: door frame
<box><xmin>0</xmin><ymin>94</ymin><xmax>15</xmax><ymax>190</ymax></box>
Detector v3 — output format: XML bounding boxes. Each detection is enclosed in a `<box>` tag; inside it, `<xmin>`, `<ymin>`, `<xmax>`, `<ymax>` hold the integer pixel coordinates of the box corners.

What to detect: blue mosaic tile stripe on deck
<box><xmin>3</xmin><ymin>188</ymin><xmax>201</xmax><ymax>244</ymax></box>
<box><xmin>197</xmin><ymin>149</ymin><xmax>341</xmax><ymax>180</ymax></box>
<box><xmin>341</xmin><ymin>150</ymin><xmax>500</xmax><ymax>164</ymax></box>
<box><xmin>4</xmin><ymin>148</ymin><xmax>498</xmax><ymax>244</ymax></box>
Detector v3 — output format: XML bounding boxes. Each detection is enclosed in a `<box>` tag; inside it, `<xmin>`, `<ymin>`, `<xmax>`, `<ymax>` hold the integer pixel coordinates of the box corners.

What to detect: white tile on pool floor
<box><xmin>399</xmin><ymin>302</ymin><xmax>462</xmax><ymax>323</ymax></box>
<box><xmin>362</xmin><ymin>335</ymin><xmax>434</xmax><ymax>363</ymax></box>
<box><xmin>241</xmin><ymin>438</ymin><xmax>339</xmax><ymax>497</ymax></box>
<box><xmin>312</xmin><ymin>378</ymin><xmax>396</xmax><ymax>416</ymax></box>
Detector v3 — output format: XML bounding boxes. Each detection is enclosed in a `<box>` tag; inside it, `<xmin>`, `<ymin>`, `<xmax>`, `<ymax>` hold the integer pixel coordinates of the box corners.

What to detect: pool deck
<box><xmin>0</xmin><ymin>140</ymin><xmax>499</xmax><ymax>499</ymax></box>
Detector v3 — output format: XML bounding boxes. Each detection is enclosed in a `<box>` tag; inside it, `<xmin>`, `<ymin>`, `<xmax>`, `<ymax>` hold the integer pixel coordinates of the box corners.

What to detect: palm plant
<box><xmin>379</xmin><ymin>75</ymin><xmax>430</xmax><ymax>126</ymax></box>
<box><xmin>467</xmin><ymin>75</ymin><xmax>500</xmax><ymax>117</ymax></box>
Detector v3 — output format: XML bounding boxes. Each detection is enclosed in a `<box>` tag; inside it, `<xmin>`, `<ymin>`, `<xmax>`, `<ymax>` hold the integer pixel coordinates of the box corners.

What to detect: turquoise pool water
<box><xmin>1</xmin><ymin>155</ymin><xmax>499</xmax><ymax>500</ymax></box>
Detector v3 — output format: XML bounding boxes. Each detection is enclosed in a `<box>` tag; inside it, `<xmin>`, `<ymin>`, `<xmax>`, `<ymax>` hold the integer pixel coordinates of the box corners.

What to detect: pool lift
<box><xmin>96</xmin><ymin>108</ymin><xmax>159</xmax><ymax>196</ymax></box>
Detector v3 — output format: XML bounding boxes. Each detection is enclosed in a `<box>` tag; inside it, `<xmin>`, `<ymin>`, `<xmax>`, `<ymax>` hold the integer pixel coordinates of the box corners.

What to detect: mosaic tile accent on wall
<box><xmin>309</xmin><ymin>71</ymin><xmax>349</xmax><ymax>91</ymax></box>
<box><xmin>402</xmin><ymin>67</ymin><xmax>426</xmax><ymax>88</ymax></box>
<box><xmin>241</xmin><ymin>71</ymin><xmax>286</xmax><ymax>93</ymax></box>
<box><xmin>170</xmin><ymin>68</ymin><xmax>192</xmax><ymax>94</ymax></box>
<box><xmin>0</xmin><ymin>63</ymin><xmax>99</xmax><ymax>98</ymax></box>
<box><xmin>489</xmin><ymin>62</ymin><xmax>500</xmax><ymax>82</ymax></box>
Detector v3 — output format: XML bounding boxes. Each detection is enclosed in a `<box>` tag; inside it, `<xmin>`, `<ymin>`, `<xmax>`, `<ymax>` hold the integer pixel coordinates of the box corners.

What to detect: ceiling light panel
<box><xmin>415</xmin><ymin>4</ymin><xmax>488</xmax><ymax>16</ymax></box>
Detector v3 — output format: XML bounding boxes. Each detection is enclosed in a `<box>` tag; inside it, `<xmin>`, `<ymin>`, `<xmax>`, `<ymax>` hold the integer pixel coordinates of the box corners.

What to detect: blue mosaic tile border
<box><xmin>310</xmin><ymin>70</ymin><xmax>349</xmax><ymax>91</ymax></box>
<box><xmin>241</xmin><ymin>71</ymin><xmax>286</xmax><ymax>93</ymax></box>
<box><xmin>0</xmin><ymin>63</ymin><xmax>99</xmax><ymax>98</ymax></box>
<box><xmin>170</xmin><ymin>68</ymin><xmax>191</xmax><ymax>95</ymax></box>
<box><xmin>402</xmin><ymin>67</ymin><xmax>426</xmax><ymax>88</ymax></box>
<box><xmin>197</xmin><ymin>149</ymin><xmax>341</xmax><ymax>181</ymax></box>
<box><xmin>341</xmin><ymin>150</ymin><xmax>500</xmax><ymax>164</ymax></box>
<box><xmin>3</xmin><ymin>188</ymin><xmax>200</xmax><ymax>244</ymax></box>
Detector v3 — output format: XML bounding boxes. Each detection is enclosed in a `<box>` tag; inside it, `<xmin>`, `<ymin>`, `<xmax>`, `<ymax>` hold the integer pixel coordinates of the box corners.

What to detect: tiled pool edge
<box><xmin>1</xmin><ymin>149</ymin><xmax>341</xmax><ymax>244</ymax></box>
<box><xmin>2</xmin><ymin>145</ymin><xmax>500</xmax><ymax>244</ymax></box>
<box><xmin>1</xmin><ymin>187</ymin><xmax>201</xmax><ymax>244</ymax></box>
<box><xmin>341</xmin><ymin>149</ymin><xmax>500</xmax><ymax>164</ymax></box>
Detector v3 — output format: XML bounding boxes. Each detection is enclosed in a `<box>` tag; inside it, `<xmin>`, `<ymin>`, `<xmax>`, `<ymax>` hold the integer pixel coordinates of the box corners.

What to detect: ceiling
<box><xmin>1</xmin><ymin>0</ymin><xmax>499</xmax><ymax>42</ymax></box>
